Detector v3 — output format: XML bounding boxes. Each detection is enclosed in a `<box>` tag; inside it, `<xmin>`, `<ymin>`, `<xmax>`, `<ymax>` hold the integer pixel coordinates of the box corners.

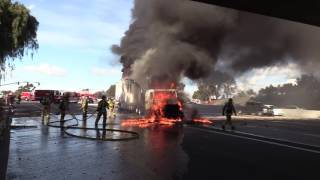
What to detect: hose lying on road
<box><xmin>35</xmin><ymin>104</ymin><xmax>139</xmax><ymax>141</ymax></box>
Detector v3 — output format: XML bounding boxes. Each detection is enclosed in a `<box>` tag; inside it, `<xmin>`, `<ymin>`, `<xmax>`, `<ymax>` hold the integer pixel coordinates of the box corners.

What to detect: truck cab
<box><xmin>145</xmin><ymin>89</ymin><xmax>183</xmax><ymax>119</ymax></box>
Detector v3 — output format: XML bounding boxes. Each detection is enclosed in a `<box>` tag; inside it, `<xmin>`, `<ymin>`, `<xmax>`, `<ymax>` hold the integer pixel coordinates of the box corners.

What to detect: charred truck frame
<box><xmin>116</xmin><ymin>79</ymin><xmax>184</xmax><ymax>120</ymax></box>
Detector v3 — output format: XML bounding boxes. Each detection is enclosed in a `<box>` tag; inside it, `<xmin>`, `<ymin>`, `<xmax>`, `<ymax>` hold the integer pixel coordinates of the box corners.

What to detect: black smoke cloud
<box><xmin>112</xmin><ymin>0</ymin><xmax>320</xmax><ymax>88</ymax></box>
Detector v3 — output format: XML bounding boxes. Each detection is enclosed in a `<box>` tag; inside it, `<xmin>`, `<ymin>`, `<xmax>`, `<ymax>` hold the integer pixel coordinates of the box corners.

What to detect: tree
<box><xmin>106</xmin><ymin>85</ymin><xmax>116</xmax><ymax>98</ymax></box>
<box><xmin>246</xmin><ymin>89</ymin><xmax>256</xmax><ymax>97</ymax></box>
<box><xmin>94</xmin><ymin>91</ymin><xmax>105</xmax><ymax>99</ymax></box>
<box><xmin>0</xmin><ymin>0</ymin><xmax>39</xmax><ymax>78</ymax></box>
<box><xmin>254</xmin><ymin>74</ymin><xmax>320</xmax><ymax>109</ymax></box>
<box><xmin>192</xmin><ymin>87</ymin><xmax>210</xmax><ymax>101</ymax></box>
<box><xmin>15</xmin><ymin>83</ymin><xmax>34</xmax><ymax>95</ymax></box>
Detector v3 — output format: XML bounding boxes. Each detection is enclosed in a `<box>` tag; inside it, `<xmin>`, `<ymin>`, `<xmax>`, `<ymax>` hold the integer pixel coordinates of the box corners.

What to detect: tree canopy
<box><xmin>106</xmin><ymin>85</ymin><xmax>116</xmax><ymax>98</ymax></box>
<box><xmin>14</xmin><ymin>83</ymin><xmax>35</xmax><ymax>95</ymax></box>
<box><xmin>254</xmin><ymin>75</ymin><xmax>320</xmax><ymax>109</ymax></box>
<box><xmin>0</xmin><ymin>0</ymin><xmax>38</xmax><ymax>78</ymax></box>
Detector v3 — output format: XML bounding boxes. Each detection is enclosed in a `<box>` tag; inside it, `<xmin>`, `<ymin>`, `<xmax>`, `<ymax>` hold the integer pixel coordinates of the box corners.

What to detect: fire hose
<box><xmin>38</xmin><ymin>104</ymin><xmax>139</xmax><ymax>141</ymax></box>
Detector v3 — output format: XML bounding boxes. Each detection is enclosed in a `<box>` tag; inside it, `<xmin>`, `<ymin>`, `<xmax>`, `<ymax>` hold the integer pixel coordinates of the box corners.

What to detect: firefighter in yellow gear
<box><xmin>40</xmin><ymin>93</ymin><xmax>52</xmax><ymax>125</ymax></box>
<box><xmin>81</xmin><ymin>96</ymin><xmax>89</xmax><ymax>120</ymax></box>
<box><xmin>108</xmin><ymin>98</ymin><xmax>116</xmax><ymax>118</ymax></box>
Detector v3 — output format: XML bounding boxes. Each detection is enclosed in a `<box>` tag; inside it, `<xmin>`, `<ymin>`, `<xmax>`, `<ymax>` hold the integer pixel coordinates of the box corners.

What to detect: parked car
<box><xmin>262</xmin><ymin>105</ymin><xmax>274</xmax><ymax>116</ymax></box>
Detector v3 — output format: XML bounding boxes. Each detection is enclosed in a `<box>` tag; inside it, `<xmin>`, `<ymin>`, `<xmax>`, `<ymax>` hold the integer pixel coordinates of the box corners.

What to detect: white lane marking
<box><xmin>304</xmin><ymin>133</ymin><xmax>320</xmax><ymax>138</ymax></box>
<box><xmin>210</xmin><ymin>126</ymin><xmax>320</xmax><ymax>149</ymax></box>
<box><xmin>191</xmin><ymin>127</ymin><xmax>320</xmax><ymax>154</ymax></box>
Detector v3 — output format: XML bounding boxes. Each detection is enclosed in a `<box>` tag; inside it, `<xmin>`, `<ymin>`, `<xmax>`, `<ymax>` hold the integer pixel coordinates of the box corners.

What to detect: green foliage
<box><xmin>236</xmin><ymin>89</ymin><xmax>256</xmax><ymax>98</ymax></box>
<box><xmin>0</xmin><ymin>0</ymin><xmax>39</xmax><ymax>78</ymax></box>
<box><xmin>106</xmin><ymin>85</ymin><xmax>116</xmax><ymax>98</ymax></box>
<box><xmin>94</xmin><ymin>91</ymin><xmax>105</xmax><ymax>99</ymax></box>
<box><xmin>192</xmin><ymin>90</ymin><xmax>207</xmax><ymax>101</ymax></box>
<box><xmin>254</xmin><ymin>75</ymin><xmax>320</xmax><ymax>109</ymax></box>
<box><xmin>15</xmin><ymin>83</ymin><xmax>34</xmax><ymax>95</ymax></box>
<box><xmin>192</xmin><ymin>82</ymin><xmax>236</xmax><ymax>101</ymax></box>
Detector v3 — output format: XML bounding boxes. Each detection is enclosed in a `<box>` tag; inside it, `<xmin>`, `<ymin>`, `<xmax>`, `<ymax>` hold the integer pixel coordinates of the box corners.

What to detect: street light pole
<box><xmin>0</xmin><ymin>81</ymin><xmax>40</xmax><ymax>87</ymax></box>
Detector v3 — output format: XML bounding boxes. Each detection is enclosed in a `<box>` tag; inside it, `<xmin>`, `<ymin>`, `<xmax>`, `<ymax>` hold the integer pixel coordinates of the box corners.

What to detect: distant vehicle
<box><xmin>20</xmin><ymin>91</ymin><xmax>34</xmax><ymax>101</ymax></box>
<box><xmin>63</xmin><ymin>92</ymin><xmax>80</xmax><ymax>103</ymax></box>
<box><xmin>191</xmin><ymin>99</ymin><xmax>201</xmax><ymax>104</ymax></box>
<box><xmin>262</xmin><ymin>105</ymin><xmax>274</xmax><ymax>116</ymax></box>
<box><xmin>273</xmin><ymin>107</ymin><xmax>284</xmax><ymax>116</ymax></box>
<box><xmin>244</xmin><ymin>101</ymin><xmax>264</xmax><ymax>115</ymax></box>
<box><xmin>78</xmin><ymin>91</ymin><xmax>96</xmax><ymax>103</ymax></box>
<box><xmin>88</xmin><ymin>96</ymin><xmax>96</xmax><ymax>103</ymax></box>
<box><xmin>34</xmin><ymin>90</ymin><xmax>62</xmax><ymax>103</ymax></box>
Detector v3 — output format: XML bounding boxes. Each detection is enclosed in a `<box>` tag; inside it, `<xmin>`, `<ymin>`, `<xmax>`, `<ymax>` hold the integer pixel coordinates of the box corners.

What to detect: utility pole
<box><xmin>0</xmin><ymin>81</ymin><xmax>40</xmax><ymax>87</ymax></box>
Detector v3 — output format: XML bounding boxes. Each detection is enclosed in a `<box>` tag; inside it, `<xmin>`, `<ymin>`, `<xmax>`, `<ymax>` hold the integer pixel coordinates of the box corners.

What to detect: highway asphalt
<box><xmin>5</xmin><ymin>102</ymin><xmax>320</xmax><ymax>179</ymax></box>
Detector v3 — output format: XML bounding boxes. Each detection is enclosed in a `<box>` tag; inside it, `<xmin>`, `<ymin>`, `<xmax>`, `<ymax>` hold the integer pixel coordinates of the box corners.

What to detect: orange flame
<box><xmin>120</xmin><ymin>86</ymin><xmax>211</xmax><ymax>128</ymax></box>
<box><xmin>192</xmin><ymin>118</ymin><xmax>213</xmax><ymax>124</ymax></box>
<box><xmin>121</xmin><ymin>117</ymin><xmax>182</xmax><ymax>128</ymax></box>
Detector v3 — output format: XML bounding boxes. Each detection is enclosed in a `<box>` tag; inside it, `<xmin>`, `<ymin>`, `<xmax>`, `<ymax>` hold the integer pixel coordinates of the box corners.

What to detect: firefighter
<box><xmin>95</xmin><ymin>95</ymin><xmax>109</xmax><ymax>127</ymax></box>
<box><xmin>108</xmin><ymin>97</ymin><xmax>115</xmax><ymax>118</ymax></box>
<box><xmin>59</xmin><ymin>93</ymin><xmax>69</xmax><ymax>127</ymax></box>
<box><xmin>40</xmin><ymin>93</ymin><xmax>52</xmax><ymax>125</ymax></box>
<box><xmin>17</xmin><ymin>94</ymin><xmax>21</xmax><ymax>104</ymax></box>
<box><xmin>81</xmin><ymin>96</ymin><xmax>89</xmax><ymax>120</ymax></box>
<box><xmin>8</xmin><ymin>93</ymin><xmax>15</xmax><ymax>106</ymax></box>
<box><xmin>222</xmin><ymin>98</ymin><xmax>237</xmax><ymax>130</ymax></box>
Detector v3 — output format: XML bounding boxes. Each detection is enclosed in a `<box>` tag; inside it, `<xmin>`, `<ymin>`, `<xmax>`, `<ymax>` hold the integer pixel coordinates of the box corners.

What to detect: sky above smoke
<box><xmin>112</xmin><ymin>0</ymin><xmax>320</xmax><ymax>89</ymax></box>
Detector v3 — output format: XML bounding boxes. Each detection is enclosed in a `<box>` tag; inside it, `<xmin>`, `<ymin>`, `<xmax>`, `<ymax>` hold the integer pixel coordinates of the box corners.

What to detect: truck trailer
<box><xmin>115</xmin><ymin>79</ymin><xmax>143</xmax><ymax>113</ymax></box>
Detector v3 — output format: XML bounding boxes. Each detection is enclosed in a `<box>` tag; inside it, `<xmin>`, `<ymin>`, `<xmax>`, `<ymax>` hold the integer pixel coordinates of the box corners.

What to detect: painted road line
<box><xmin>304</xmin><ymin>133</ymin><xmax>320</xmax><ymax>138</ymax></box>
<box><xmin>208</xmin><ymin>125</ymin><xmax>320</xmax><ymax>149</ymax></box>
<box><xmin>189</xmin><ymin>126</ymin><xmax>320</xmax><ymax>154</ymax></box>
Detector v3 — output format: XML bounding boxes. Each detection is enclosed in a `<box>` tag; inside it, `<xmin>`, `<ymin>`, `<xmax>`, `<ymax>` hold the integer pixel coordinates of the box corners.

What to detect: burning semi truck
<box><xmin>116</xmin><ymin>79</ymin><xmax>184</xmax><ymax>120</ymax></box>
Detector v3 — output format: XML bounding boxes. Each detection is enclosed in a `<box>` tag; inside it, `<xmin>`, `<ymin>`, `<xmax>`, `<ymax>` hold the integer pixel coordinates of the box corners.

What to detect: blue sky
<box><xmin>1</xmin><ymin>0</ymin><xmax>300</xmax><ymax>95</ymax></box>
<box><xmin>1</xmin><ymin>0</ymin><xmax>133</xmax><ymax>92</ymax></box>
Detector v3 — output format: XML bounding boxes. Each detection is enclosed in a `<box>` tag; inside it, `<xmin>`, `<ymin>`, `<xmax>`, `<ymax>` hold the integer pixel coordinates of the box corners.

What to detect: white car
<box><xmin>262</xmin><ymin>105</ymin><xmax>274</xmax><ymax>116</ymax></box>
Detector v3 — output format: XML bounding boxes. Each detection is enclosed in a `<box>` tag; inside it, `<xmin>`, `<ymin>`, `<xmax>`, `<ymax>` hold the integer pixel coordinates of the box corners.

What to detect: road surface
<box><xmin>5</xmin><ymin>102</ymin><xmax>320</xmax><ymax>179</ymax></box>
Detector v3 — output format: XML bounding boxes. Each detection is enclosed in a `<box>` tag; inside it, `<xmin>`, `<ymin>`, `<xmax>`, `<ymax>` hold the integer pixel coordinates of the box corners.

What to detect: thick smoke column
<box><xmin>112</xmin><ymin>0</ymin><xmax>320</xmax><ymax>88</ymax></box>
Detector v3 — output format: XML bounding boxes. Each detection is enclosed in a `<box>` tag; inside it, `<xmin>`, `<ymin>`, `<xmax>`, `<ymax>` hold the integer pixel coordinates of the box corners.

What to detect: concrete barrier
<box><xmin>0</xmin><ymin>104</ymin><xmax>11</xmax><ymax>179</ymax></box>
<box><xmin>275</xmin><ymin>108</ymin><xmax>320</xmax><ymax>119</ymax></box>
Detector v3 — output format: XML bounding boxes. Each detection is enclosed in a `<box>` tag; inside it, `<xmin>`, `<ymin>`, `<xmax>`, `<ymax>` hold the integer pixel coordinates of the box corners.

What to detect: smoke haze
<box><xmin>112</xmin><ymin>0</ymin><xmax>320</xmax><ymax>88</ymax></box>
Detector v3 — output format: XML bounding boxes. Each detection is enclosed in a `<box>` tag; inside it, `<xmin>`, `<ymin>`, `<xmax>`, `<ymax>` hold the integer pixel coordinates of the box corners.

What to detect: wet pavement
<box><xmin>7</xmin><ymin>113</ymin><xmax>188</xmax><ymax>180</ymax></box>
<box><xmin>6</xmin><ymin>102</ymin><xmax>320</xmax><ymax>179</ymax></box>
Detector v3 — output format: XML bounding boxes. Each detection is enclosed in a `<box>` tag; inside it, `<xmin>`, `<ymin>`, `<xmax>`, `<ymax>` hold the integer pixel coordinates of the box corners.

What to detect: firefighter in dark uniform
<box><xmin>95</xmin><ymin>95</ymin><xmax>109</xmax><ymax>127</ymax></box>
<box><xmin>222</xmin><ymin>98</ymin><xmax>237</xmax><ymax>130</ymax></box>
<box><xmin>17</xmin><ymin>94</ymin><xmax>21</xmax><ymax>104</ymax></box>
<box><xmin>59</xmin><ymin>93</ymin><xmax>69</xmax><ymax>127</ymax></box>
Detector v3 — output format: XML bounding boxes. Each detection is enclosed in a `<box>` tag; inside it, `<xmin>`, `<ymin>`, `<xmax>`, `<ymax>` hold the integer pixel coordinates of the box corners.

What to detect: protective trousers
<box><xmin>82</xmin><ymin>108</ymin><xmax>88</xmax><ymax>119</ymax></box>
<box><xmin>95</xmin><ymin>112</ymin><xmax>107</xmax><ymax>125</ymax></box>
<box><xmin>224</xmin><ymin>114</ymin><xmax>233</xmax><ymax>126</ymax></box>
<box><xmin>42</xmin><ymin>105</ymin><xmax>50</xmax><ymax>124</ymax></box>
